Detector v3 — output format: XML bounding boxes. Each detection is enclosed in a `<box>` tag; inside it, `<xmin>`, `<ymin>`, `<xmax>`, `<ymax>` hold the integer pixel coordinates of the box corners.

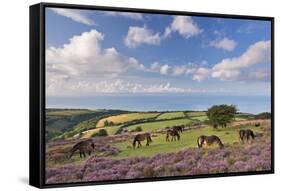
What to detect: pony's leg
<box><xmin>166</xmin><ymin>135</ymin><xmax>169</xmax><ymax>142</ymax></box>
<box><xmin>88</xmin><ymin>151</ymin><xmax>91</xmax><ymax>156</ymax></box>
<box><xmin>79</xmin><ymin>152</ymin><xmax>82</xmax><ymax>158</ymax></box>
<box><xmin>83</xmin><ymin>152</ymin><xmax>86</xmax><ymax>158</ymax></box>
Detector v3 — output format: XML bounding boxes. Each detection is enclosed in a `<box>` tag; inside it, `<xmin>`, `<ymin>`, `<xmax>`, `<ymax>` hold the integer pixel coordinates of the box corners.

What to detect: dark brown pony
<box><xmin>197</xmin><ymin>135</ymin><xmax>224</xmax><ymax>149</ymax></box>
<box><xmin>239</xmin><ymin>129</ymin><xmax>255</xmax><ymax>143</ymax></box>
<box><xmin>254</xmin><ymin>123</ymin><xmax>260</xmax><ymax>127</ymax></box>
<box><xmin>172</xmin><ymin>125</ymin><xmax>184</xmax><ymax>133</ymax></box>
<box><xmin>132</xmin><ymin>133</ymin><xmax>152</xmax><ymax>149</ymax></box>
<box><xmin>68</xmin><ymin>139</ymin><xmax>95</xmax><ymax>159</ymax></box>
<box><xmin>166</xmin><ymin>129</ymin><xmax>180</xmax><ymax>141</ymax></box>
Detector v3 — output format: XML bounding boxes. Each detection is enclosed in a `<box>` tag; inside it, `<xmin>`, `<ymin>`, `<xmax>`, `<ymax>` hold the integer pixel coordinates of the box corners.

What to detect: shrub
<box><xmin>130</xmin><ymin>126</ymin><xmax>142</xmax><ymax>132</ymax></box>
<box><xmin>91</xmin><ymin>129</ymin><xmax>108</xmax><ymax>137</ymax></box>
<box><xmin>135</xmin><ymin>126</ymin><xmax>142</xmax><ymax>132</ymax></box>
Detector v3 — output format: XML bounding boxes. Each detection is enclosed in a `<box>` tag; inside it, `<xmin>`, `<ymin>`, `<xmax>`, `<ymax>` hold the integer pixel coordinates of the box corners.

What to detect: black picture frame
<box><xmin>30</xmin><ymin>2</ymin><xmax>275</xmax><ymax>188</ymax></box>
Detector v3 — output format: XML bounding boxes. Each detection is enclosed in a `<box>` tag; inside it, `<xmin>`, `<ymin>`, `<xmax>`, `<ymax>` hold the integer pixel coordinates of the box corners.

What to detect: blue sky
<box><xmin>45</xmin><ymin>8</ymin><xmax>271</xmax><ymax>97</ymax></box>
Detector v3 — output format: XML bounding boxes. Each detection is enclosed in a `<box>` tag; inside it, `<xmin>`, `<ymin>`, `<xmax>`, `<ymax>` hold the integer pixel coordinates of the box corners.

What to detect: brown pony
<box><xmin>166</xmin><ymin>129</ymin><xmax>180</xmax><ymax>141</ymax></box>
<box><xmin>172</xmin><ymin>125</ymin><xmax>184</xmax><ymax>133</ymax></box>
<box><xmin>68</xmin><ymin>139</ymin><xmax>95</xmax><ymax>159</ymax></box>
<box><xmin>239</xmin><ymin>129</ymin><xmax>255</xmax><ymax>143</ymax></box>
<box><xmin>132</xmin><ymin>133</ymin><xmax>152</xmax><ymax>149</ymax></box>
<box><xmin>197</xmin><ymin>135</ymin><xmax>224</xmax><ymax>149</ymax></box>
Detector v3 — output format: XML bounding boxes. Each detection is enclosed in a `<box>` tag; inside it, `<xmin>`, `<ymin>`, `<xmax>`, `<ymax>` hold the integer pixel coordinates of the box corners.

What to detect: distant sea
<box><xmin>46</xmin><ymin>95</ymin><xmax>271</xmax><ymax>114</ymax></box>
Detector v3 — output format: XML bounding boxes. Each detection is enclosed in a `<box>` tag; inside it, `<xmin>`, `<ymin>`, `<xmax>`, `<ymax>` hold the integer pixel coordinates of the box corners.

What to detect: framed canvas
<box><xmin>29</xmin><ymin>2</ymin><xmax>274</xmax><ymax>188</ymax></box>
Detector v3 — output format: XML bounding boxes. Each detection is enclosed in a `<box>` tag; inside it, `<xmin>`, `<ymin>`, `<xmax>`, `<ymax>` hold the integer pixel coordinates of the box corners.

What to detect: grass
<box><xmin>156</xmin><ymin>112</ymin><xmax>185</xmax><ymax>120</ymax></box>
<box><xmin>127</xmin><ymin>118</ymin><xmax>193</xmax><ymax>132</ymax></box>
<box><xmin>113</xmin><ymin>125</ymin><xmax>263</xmax><ymax>159</ymax></box>
<box><xmin>190</xmin><ymin>115</ymin><xmax>208</xmax><ymax>121</ymax></box>
<box><xmin>96</xmin><ymin>112</ymin><xmax>160</xmax><ymax>127</ymax></box>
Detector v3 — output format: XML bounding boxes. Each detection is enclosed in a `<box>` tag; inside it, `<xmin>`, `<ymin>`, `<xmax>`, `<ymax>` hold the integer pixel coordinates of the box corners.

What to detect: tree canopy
<box><xmin>206</xmin><ymin>104</ymin><xmax>237</xmax><ymax>128</ymax></box>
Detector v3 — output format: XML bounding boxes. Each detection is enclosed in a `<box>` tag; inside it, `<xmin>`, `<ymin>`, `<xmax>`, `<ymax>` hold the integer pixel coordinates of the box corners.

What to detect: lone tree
<box><xmin>104</xmin><ymin>120</ymin><xmax>109</xmax><ymax>127</ymax></box>
<box><xmin>207</xmin><ymin>104</ymin><xmax>237</xmax><ymax>129</ymax></box>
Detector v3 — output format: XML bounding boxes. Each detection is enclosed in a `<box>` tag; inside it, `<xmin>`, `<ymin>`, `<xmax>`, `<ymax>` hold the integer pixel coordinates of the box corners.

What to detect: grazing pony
<box><xmin>197</xmin><ymin>135</ymin><xmax>224</xmax><ymax>149</ymax></box>
<box><xmin>173</xmin><ymin>125</ymin><xmax>184</xmax><ymax>133</ymax></box>
<box><xmin>254</xmin><ymin>123</ymin><xmax>260</xmax><ymax>127</ymax></box>
<box><xmin>68</xmin><ymin>139</ymin><xmax>95</xmax><ymax>159</ymax></box>
<box><xmin>239</xmin><ymin>129</ymin><xmax>255</xmax><ymax>143</ymax></box>
<box><xmin>166</xmin><ymin>129</ymin><xmax>180</xmax><ymax>142</ymax></box>
<box><xmin>132</xmin><ymin>133</ymin><xmax>152</xmax><ymax>149</ymax></box>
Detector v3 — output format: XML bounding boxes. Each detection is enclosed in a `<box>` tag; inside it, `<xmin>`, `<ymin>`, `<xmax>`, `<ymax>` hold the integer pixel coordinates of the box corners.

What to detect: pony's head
<box><xmin>91</xmin><ymin>142</ymin><xmax>95</xmax><ymax>149</ymax></box>
<box><xmin>217</xmin><ymin>139</ymin><xmax>224</xmax><ymax>149</ymax></box>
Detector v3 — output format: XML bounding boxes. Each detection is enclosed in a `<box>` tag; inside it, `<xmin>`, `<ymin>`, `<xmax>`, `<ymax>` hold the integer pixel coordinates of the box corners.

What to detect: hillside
<box><xmin>46</xmin><ymin>109</ymin><xmax>127</xmax><ymax>141</ymax></box>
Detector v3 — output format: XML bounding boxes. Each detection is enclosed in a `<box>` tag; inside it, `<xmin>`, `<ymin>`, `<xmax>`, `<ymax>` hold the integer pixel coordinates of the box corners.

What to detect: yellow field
<box><xmin>156</xmin><ymin>112</ymin><xmax>185</xmax><ymax>120</ymax></box>
<box><xmin>96</xmin><ymin>113</ymin><xmax>159</xmax><ymax>127</ymax></box>
<box><xmin>78</xmin><ymin>125</ymin><xmax>120</xmax><ymax>138</ymax></box>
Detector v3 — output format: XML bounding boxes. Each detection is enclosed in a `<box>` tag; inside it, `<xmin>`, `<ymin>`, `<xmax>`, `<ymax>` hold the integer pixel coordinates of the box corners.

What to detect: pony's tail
<box><xmin>177</xmin><ymin>133</ymin><xmax>180</xmax><ymax>141</ymax></box>
<box><xmin>197</xmin><ymin>137</ymin><xmax>202</xmax><ymax>148</ymax></box>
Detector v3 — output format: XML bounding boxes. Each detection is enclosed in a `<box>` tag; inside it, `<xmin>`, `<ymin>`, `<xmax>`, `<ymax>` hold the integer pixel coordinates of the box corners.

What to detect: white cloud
<box><xmin>192</xmin><ymin>67</ymin><xmax>210</xmax><ymax>82</ymax></box>
<box><xmin>150</xmin><ymin>62</ymin><xmax>206</xmax><ymax>78</ymax></box>
<box><xmin>46</xmin><ymin>29</ymin><xmax>143</xmax><ymax>91</ymax></box>
<box><xmin>164</xmin><ymin>16</ymin><xmax>202</xmax><ymax>39</ymax></box>
<box><xmin>210</xmin><ymin>37</ymin><xmax>237</xmax><ymax>51</ymax></box>
<box><xmin>160</xmin><ymin>64</ymin><xmax>170</xmax><ymax>75</ymax></box>
<box><xmin>172</xmin><ymin>65</ymin><xmax>196</xmax><ymax>76</ymax></box>
<box><xmin>150</xmin><ymin>62</ymin><xmax>170</xmax><ymax>75</ymax></box>
<box><xmin>104</xmin><ymin>12</ymin><xmax>143</xmax><ymax>20</ymax></box>
<box><xmin>212</xmin><ymin>40</ymin><xmax>271</xmax><ymax>80</ymax></box>
<box><xmin>47</xmin><ymin>79</ymin><xmax>196</xmax><ymax>96</ymax></box>
<box><xmin>50</xmin><ymin>8</ymin><xmax>94</xmax><ymax>26</ymax></box>
<box><xmin>124</xmin><ymin>26</ymin><xmax>161</xmax><ymax>48</ymax></box>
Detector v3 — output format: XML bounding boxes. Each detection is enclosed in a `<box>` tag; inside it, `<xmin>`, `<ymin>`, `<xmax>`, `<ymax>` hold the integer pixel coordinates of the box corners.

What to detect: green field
<box><xmin>113</xmin><ymin>125</ymin><xmax>262</xmax><ymax>158</ymax></box>
<box><xmin>190</xmin><ymin>115</ymin><xmax>208</xmax><ymax>121</ymax></box>
<box><xmin>47</xmin><ymin>109</ymin><xmax>94</xmax><ymax>116</ymax></box>
<box><xmin>156</xmin><ymin>112</ymin><xmax>185</xmax><ymax>120</ymax></box>
<box><xmin>96</xmin><ymin>112</ymin><xmax>160</xmax><ymax>127</ymax></box>
<box><xmin>127</xmin><ymin>118</ymin><xmax>193</xmax><ymax>132</ymax></box>
<box><xmin>186</xmin><ymin>111</ymin><xmax>206</xmax><ymax>117</ymax></box>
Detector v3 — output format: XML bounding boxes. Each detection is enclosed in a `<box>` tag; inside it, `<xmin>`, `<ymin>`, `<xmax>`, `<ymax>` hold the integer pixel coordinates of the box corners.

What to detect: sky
<box><xmin>45</xmin><ymin>7</ymin><xmax>272</xmax><ymax>98</ymax></box>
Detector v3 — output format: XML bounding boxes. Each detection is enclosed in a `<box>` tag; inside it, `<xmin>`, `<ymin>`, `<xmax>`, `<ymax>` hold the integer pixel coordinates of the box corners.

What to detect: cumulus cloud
<box><xmin>124</xmin><ymin>26</ymin><xmax>161</xmax><ymax>48</ymax></box>
<box><xmin>150</xmin><ymin>62</ymin><xmax>208</xmax><ymax>78</ymax></box>
<box><xmin>211</xmin><ymin>40</ymin><xmax>271</xmax><ymax>80</ymax></box>
<box><xmin>50</xmin><ymin>8</ymin><xmax>94</xmax><ymax>25</ymax></box>
<box><xmin>164</xmin><ymin>16</ymin><xmax>202</xmax><ymax>39</ymax></box>
<box><xmin>210</xmin><ymin>37</ymin><xmax>237</xmax><ymax>51</ymax></box>
<box><xmin>150</xmin><ymin>62</ymin><xmax>170</xmax><ymax>75</ymax></box>
<box><xmin>192</xmin><ymin>67</ymin><xmax>210</xmax><ymax>82</ymax></box>
<box><xmin>172</xmin><ymin>65</ymin><xmax>196</xmax><ymax>76</ymax></box>
<box><xmin>104</xmin><ymin>12</ymin><xmax>143</xmax><ymax>20</ymax></box>
<box><xmin>46</xmin><ymin>29</ymin><xmax>143</xmax><ymax>90</ymax></box>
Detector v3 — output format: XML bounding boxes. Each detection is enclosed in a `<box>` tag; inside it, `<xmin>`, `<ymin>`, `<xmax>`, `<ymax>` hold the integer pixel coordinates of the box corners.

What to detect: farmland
<box><xmin>45</xmin><ymin>108</ymin><xmax>271</xmax><ymax>184</ymax></box>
